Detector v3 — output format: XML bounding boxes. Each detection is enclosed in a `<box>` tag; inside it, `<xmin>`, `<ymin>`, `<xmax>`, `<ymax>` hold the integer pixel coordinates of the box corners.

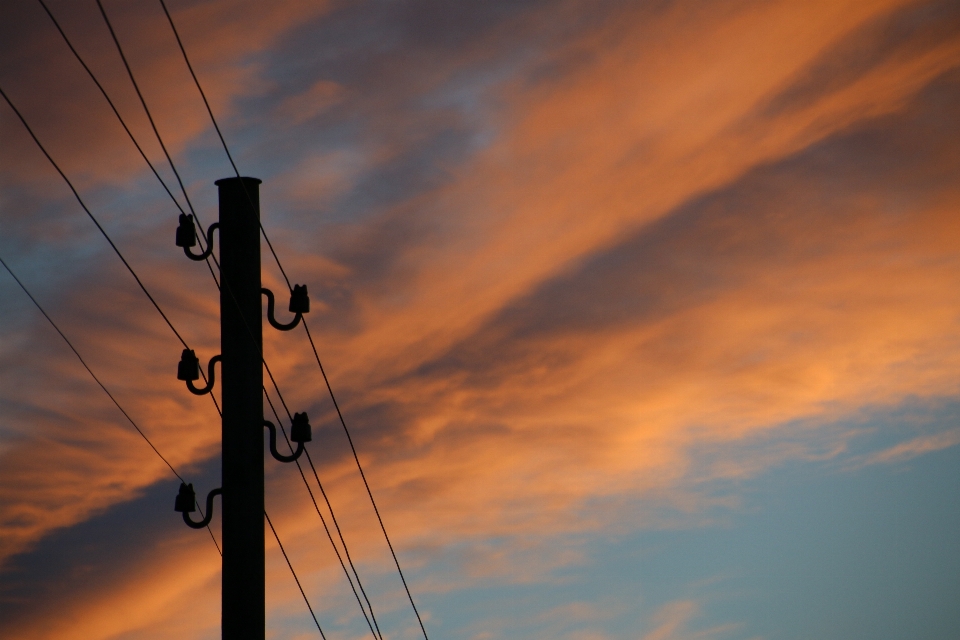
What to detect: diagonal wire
<box><xmin>264</xmin><ymin>391</ymin><xmax>382</xmax><ymax>640</ymax></box>
<box><xmin>0</xmin><ymin>83</ymin><xmax>191</xmax><ymax>351</ymax></box>
<box><xmin>204</xmin><ymin>244</ymin><xmax>381</xmax><ymax>638</ymax></box>
<box><xmin>36</xmin><ymin>0</ymin><xmax>186</xmax><ymax>216</ymax></box>
<box><xmin>0</xmin><ymin>252</ymin><xmax>221</xmax><ymax>556</ymax></box>
<box><xmin>302</xmin><ymin>318</ymin><xmax>429</xmax><ymax>640</ymax></box>
<box><xmin>303</xmin><ymin>443</ymin><xmax>384</xmax><ymax>640</ymax></box>
<box><xmin>156</xmin><ymin>0</ymin><xmax>237</xmax><ymax>180</ymax></box>
<box><xmin>157</xmin><ymin>0</ymin><xmax>293</xmax><ymax>289</ymax></box>
<box><xmin>36</xmin><ymin>0</ymin><xmax>225</xmax><ymax>315</ymax></box>
<box><xmin>265</xmin><ymin>509</ymin><xmax>327</xmax><ymax>638</ymax></box>
<box><xmin>157</xmin><ymin>4</ymin><xmax>428</xmax><ymax>635</ymax></box>
<box><xmin>259</xmin><ymin>353</ymin><xmax>382</xmax><ymax>640</ymax></box>
<box><xmin>7</xmin><ymin>10</ymin><xmax>405</xmax><ymax>638</ymax></box>
<box><xmin>0</xmin><ymin>81</ymin><xmax>221</xmax><ymax>419</ymax></box>
<box><xmin>90</xmin><ymin>0</ymin><xmax>223</xmax><ymax>292</ymax></box>
<box><xmin>95</xmin><ymin>0</ymin><xmax>200</xmax><ymax>223</ymax></box>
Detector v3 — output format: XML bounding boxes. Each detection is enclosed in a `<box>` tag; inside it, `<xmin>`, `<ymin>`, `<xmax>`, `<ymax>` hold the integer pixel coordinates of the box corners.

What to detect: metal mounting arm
<box><xmin>263</xmin><ymin>420</ymin><xmax>304</xmax><ymax>462</ymax></box>
<box><xmin>263</xmin><ymin>413</ymin><xmax>312</xmax><ymax>463</ymax></box>
<box><xmin>175</xmin><ymin>214</ymin><xmax>219</xmax><ymax>261</ymax></box>
<box><xmin>174</xmin><ymin>483</ymin><xmax>222</xmax><ymax>529</ymax></box>
<box><xmin>261</xmin><ymin>285</ymin><xmax>309</xmax><ymax>331</ymax></box>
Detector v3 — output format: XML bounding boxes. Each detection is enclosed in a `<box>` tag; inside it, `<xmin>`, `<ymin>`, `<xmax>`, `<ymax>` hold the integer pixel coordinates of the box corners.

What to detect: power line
<box><xmin>0</xmin><ymin>83</ymin><xmax>191</xmax><ymax>351</ymax></box>
<box><xmin>155</xmin><ymin>5</ymin><xmax>429</xmax><ymax>635</ymax></box>
<box><xmin>7</xmin><ymin>10</ymin><xmax>328</xmax><ymax>633</ymax></box>
<box><xmin>156</xmin><ymin>0</ymin><xmax>238</xmax><ymax>180</ymax></box>
<box><xmin>0</xmin><ymin>251</ymin><xmax>221</xmax><ymax>556</ymax></box>
<box><xmin>37</xmin><ymin>0</ymin><xmax>222</xmax><ymax>289</ymax></box>
<box><xmin>1</xmin><ymin>252</ymin><xmax>327</xmax><ymax>636</ymax></box>
<box><xmin>95</xmin><ymin>0</ymin><xmax>199</xmax><ymax>224</ymax></box>
<box><xmin>265</xmin><ymin>509</ymin><xmax>327</xmax><ymax>639</ymax></box>
<box><xmin>89</xmin><ymin>0</ymin><xmax>223</xmax><ymax>292</ymax></box>
<box><xmin>0</xmin><ymin>253</ymin><xmax>181</xmax><ymax>481</ymax></box>
<box><xmin>203</xmin><ymin>238</ymin><xmax>382</xmax><ymax>638</ymax></box>
<box><xmin>304</xmin><ymin>446</ymin><xmax>385</xmax><ymax>640</ymax></box>
<box><xmin>36</xmin><ymin>0</ymin><xmax>187</xmax><ymax>217</ymax></box>
<box><xmin>264</xmin><ymin>391</ymin><xmax>382</xmax><ymax>640</ymax></box>
<box><xmin>157</xmin><ymin>0</ymin><xmax>292</xmax><ymax>290</ymax></box>
<box><xmin>302</xmin><ymin>318</ymin><xmax>430</xmax><ymax>640</ymax></box>
<box><xmin>0</xmin><ymin>77</ymin><xmax>224</xmax><ymax>425</ymax></box>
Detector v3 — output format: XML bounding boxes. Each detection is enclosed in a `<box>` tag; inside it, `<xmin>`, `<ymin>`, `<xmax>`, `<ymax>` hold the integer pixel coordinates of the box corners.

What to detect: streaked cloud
<box><xmin>1</xmin><ymin>0</ymin><xmax>959</xmax><ymax>637</ymax></box>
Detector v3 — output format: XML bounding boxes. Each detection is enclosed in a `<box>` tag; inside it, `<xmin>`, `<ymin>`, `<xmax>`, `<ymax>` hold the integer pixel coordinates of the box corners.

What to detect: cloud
<box><xmin>861</xmin><ymin>429</ymin><xmax>960</xmax><ymax>466</ymax></box>
<box><xmin>2</xmin><ymin>0</ymin><xmax>960</xmax><ymax>637</ymax></box>
<box><xmin>641</xmin><ymin>600</ymin><xmax>743</xmax><ymax>640</ymax></box>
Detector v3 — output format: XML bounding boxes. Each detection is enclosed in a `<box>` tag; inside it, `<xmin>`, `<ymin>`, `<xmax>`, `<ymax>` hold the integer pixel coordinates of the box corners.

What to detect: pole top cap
<box><xmin>214</xmin><ymin>176</ymin><xmax>262</xmax><ymax>186</ymax></box>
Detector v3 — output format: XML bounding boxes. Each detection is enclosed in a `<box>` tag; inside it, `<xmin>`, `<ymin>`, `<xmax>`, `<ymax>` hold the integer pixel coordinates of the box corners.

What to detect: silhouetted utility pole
<box><xmin>172</xmin><ymin>177</ymin><xmax>310</xmax><ymax>639</ymax></box>
<box><xmin>218</xmin><ymin>176</ymin><xmax>266</xmax><ymax>639</ymax></box>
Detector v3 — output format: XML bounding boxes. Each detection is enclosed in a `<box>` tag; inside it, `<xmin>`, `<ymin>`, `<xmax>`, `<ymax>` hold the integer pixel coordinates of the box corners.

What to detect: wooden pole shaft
<box><xmin>216</xmin><ymin>176</ymin><xmax>264</xmax><ymax>640</ymax></box>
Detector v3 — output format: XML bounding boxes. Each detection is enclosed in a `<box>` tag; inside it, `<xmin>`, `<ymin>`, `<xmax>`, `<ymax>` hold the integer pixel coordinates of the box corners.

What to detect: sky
<box><xmin>0</xmin><ymin>0</ymin><xmax>959</xmax><ymax>638</ymax></box>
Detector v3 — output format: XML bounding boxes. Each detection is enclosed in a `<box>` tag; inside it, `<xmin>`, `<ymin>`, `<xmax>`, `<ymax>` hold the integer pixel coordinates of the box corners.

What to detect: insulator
<box><xmin>175</xmin><ymin>483</ymin><xmax>196</xmax><ymax>513</ymax></box>
<box><xmin>289</xmin><ymin>284</ymin><xmax>310</xmax><ymax>314</ymax></box>
<box><xmin>291</xmin><ymin>412</ymin><xmax>312</xmax><ymax>443</ymax></box>
<box><xmin>175</xmin><ymin>213</ymin><xmax>197</xmax><ymax>248</ymax></box>
<box><xmin>177</xmin><ymin>349</ymin><xmax>200</xmax><ymax>381</ymax></box>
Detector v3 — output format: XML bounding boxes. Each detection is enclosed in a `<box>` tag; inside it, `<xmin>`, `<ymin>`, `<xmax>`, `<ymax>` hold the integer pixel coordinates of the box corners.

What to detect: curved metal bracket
<box><xmin>183</xmin><ymin>487</ymin><xmax>223</xmax><ymax>529</ymax></box>
<box><xmin>179</xmin><ymin>217</ymin><xmax>219</xmax><ymax>262</ymax></box>
<box><xmin>263</xmin><ymin>419</ymin><xmax>305</xmax><ymax>463</ymax></box>
<box><xmin>186</xmin><ymin>354</ymin><xmax>221</xmax><ymax>396</ymax></box>
<box><xmin>261</xmin><ymin>287</ymin><xmax>303</xmax><ymax>331</ymax></box>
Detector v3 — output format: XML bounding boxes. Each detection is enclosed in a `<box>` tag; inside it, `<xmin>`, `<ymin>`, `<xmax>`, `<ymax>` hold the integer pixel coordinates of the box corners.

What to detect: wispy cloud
<box><xmin>642</xmin><ymin>600</ymin><xmax>741</xmax><ymax>640</ymax></box>
<box><xmin>1</xmin><ymin>0</ymin><xmax>959</xmax><ymax>637</ymax></box>
<box><xmin>861</xmin><ymin>429</ymin><xmax>960</xmax><ymax>466</ymax></box>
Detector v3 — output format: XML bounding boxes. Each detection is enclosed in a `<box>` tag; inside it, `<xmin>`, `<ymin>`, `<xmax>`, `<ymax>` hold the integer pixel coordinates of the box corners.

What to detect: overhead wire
<box><xmin>82</xmin><ymin>5</ymin><xmax>368</xmax><ymax>633</ymax></box>
<box><xmin>88</xmin><ymin>0</ymin><xmax>222</xmax><ymax>291</ymax></box>
<box><xmin>23</xmin><ymin>1</ymin><xmax>425</xmax><ymax>634</ymax></box>
<box><xmin>0</xmin><ymin>83</ymin><xmax>190</xmax><ymax>351</ymax></box>
<box><xmin>0</xmin><ymin>79</ymin><xmax>222</xmax><ymax>423</ymax></box>
<box><xmin>263</xmin><ymin>387</ymin><xmax>383</xmax><ymax>640</ymax></box>
<box><xmin>36</xmin><ymin>0</ymin><xmax>225</xmax><ymax>344</ymax></box>
<box><xmin>10</xmin><ymin>4</ymin><xmax>328</xmax><ymax>634</ymax></box>
<box><xmin>265</xmin><ymin>509</ymin><xmax>327</xmax><ymax>639</ymax></box>
<box><xmin>95</xmin><ymin>0</ymin><xmax>199</xmax><ymax>225</ymax></box>
<box><xmin>302</xmin><ymin>319</ymin><xmax>430</xmax><ymax>640</ymax></box>
<box><xmin>0</xmin><ymin>252</ymin><xmax>221</xmax><ymax>556</ymax></box>
<box><xmin>36</xmin><ymin>0</ymin><xmax>187</xmax><ymax>217</ymax></box>
<box><xmin>301</xmin><ymin>448</ymin><xmax>384</xmax><ymax>640</ymax></box>
<box><xmin>158</xmin><ymin>0</ymin><xmax>292</xmax><ymax>291</ymax></box>
<box><xmin>156</xmin><ymin>3</ymin><xmax>430</xmax><ymax>636</ymax></box>
<box><xmin>0</xmin><ymin>65</ymin><xmax>329</xmax><ymax>638</ymax></box>
<box><xmin>50</xmin><ymin>3</ymin><xmax>360</xmax><ymax>632</ymax></box>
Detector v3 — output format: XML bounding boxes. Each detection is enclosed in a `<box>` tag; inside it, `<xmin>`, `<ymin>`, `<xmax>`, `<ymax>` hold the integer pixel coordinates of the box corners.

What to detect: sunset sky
<box><xmin>1</xmin><ymin>0</ymin><xmax>959</xmax><ymax>638</ymax></box>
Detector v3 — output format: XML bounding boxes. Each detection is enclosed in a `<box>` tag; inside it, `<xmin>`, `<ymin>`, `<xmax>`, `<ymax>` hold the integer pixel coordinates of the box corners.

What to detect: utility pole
<box><xmin>218</xmin><ymin>176</ymin><xmax>265</xmax><ymax>640</ymax></box>
<box><xmin>174</xmin><ymin>177</ymin><xmax>309</xmax><ymax>639</ymax></box>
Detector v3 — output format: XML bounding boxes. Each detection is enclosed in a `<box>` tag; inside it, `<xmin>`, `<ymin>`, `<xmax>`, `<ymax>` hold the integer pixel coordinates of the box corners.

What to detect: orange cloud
<box><xmin>2</xmin><ymin>0</ymin><xmax>960</xmax><ymax>637</ymax></box>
